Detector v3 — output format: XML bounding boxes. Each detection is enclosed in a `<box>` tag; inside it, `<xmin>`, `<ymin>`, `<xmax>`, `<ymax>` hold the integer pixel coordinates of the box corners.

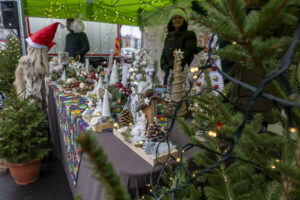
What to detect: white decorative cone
<box><xmin>85</xmin><ymin>58</ymin><xmax>89</xmax><ymax>73</ymax></box>
<box><xmin>61</xmin><ymin>69</ymin><xmax>66</xmax><ymax>81</ymax></box>
<box><xmin>102</xmin><ymin>89</ymin><xmax>111</xmax><ymax>117</ymax></box>
<box><xmin>121</xmin><ymin>64</ymin><xmax>128</xmax><ymax>86</ymax></box>
<box><xmin>109</xmin><ymin>60</ymin><xmax>118</xmax><ymax>85</ymax></box>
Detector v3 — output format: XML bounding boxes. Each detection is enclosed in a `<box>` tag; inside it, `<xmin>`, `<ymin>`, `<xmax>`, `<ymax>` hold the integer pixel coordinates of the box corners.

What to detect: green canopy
<box><xmin>23</xmin><ymin>0</ymin><xmax>177</xmax><ymax>26</ymax></box>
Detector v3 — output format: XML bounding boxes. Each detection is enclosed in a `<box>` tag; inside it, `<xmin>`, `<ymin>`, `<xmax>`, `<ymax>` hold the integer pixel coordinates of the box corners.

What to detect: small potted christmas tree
<box><xmin>0</xmin><ymin>88</ymin><xmax>51</xmax><ymax>185</ymax></box>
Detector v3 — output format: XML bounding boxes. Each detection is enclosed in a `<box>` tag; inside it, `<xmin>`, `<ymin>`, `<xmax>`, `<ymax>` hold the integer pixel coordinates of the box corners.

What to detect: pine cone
<box><xmin>146</xmin><ymin>122</ymin><xmax>165</xmax><ymax>142</ymax></box>
<box><xmin>119</xmin><ymin>109</ymin><xmax>133</xmax><ymax>127</ymax></box>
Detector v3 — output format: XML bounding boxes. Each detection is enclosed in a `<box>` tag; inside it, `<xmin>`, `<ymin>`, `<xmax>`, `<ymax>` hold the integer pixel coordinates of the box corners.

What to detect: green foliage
<box><xmin>0</xmin><ymin>35</ymin><xmax>21</xmax><ymax>96</ymax></box>
<box><xmin>0</xmin><ymin>88</ymin><xmax>50</xmax><ymax>164</ymax></box>
<box><xmin>161</xmin><ymin>1</ymin><xmax>300</xmax><ymax>197</ymax></box>
<box><xmin>77</xmin><ymin>133</ymin><xmax>131</xmax><ymax>200</ymax></box>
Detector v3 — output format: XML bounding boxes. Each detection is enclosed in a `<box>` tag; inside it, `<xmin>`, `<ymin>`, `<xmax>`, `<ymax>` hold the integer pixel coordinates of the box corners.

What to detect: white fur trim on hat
<box><xmin>169</xmin><ymin>8</ymin><xmax>188</xmax><ymax>23</ymax></box>
<box><xmin>26</xmin><ymin>37</ymin><xmax>47</xmax><ymax>49</ymax></box>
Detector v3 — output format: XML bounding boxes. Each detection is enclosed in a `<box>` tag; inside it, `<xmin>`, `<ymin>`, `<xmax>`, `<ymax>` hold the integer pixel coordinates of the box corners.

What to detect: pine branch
<box><xmin>77</xmin><ymin>133</ymin><xmax>130</xmax><ymax>200</ymax></box>
<box><xmin>227</xmin><ymin>0</ymin><xmax>246</xmax><ymax>35</ymax></box>
<box><xmin>191</xmin><ymin>16</ymin><xmax>238</xmax><ymax>42</ymax></box>
<box><xmin>248</xmin><ymin>0</ymin><xmax>289</xmax><ymax>40</ymax></box>
<box><xmin>220</xmin><ymin>163</ymin><xmax>234</xmax><ymax>200</ymax></box>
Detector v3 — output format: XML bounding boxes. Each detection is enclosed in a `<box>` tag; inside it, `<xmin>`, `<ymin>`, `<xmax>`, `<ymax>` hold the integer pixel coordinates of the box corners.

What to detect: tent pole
<box><xmin>17</xmin><ymin>0</ymin><xmax>27</xmax><ymax>55</ymax></box>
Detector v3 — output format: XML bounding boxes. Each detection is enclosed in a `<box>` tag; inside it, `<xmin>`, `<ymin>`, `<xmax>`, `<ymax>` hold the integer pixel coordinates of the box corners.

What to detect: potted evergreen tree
<box><xmin>0</xmin><ymin>88</ymin><xmax>51</xmax><ymax>185</ymax></box>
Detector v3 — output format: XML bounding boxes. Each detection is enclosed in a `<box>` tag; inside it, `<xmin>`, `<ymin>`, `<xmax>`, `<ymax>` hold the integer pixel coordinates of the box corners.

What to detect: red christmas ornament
<box><xmin>207</xmin><ymin>36</ymin><xmax>210</xmax><ymax>40</ymax></box>
<box><xmin>126</xmin><ymin>91</ymin><xmax>130</xmax><ymax>95</ymax></box>
<box><xmin>217</xmin><ymin>122</ymin><xmax>223</xmax><ymax>130</ymax></box>
<box><xmin>122</xmin><ymin>87</ymin><xmax>126</xmax><ymax>92</ymax></box>
<box><xmin>131</xmin><ymin>64</ymin><xmax>134</xmax><ymax>67</ymax></box>
<box><xmin>211</xmin><ymin>66</ymin><xmax>216</xmax><ymax>71</ymax></box>
<box><xmin>207</xmin><ymin>60</ymin><xmax>211</xmax><ymax>64</ymax></box>
<box><xmin>217</xmin><ymin>122</ymin><xmax>226</xmax><ymax>135</ymax></box>
<box><xmin>196</xmin><ymin>82</ymin><xmax>201</xmax><ymax>87</ymax></box>
<box><xmin>213</xmin><ymin>84</ymin><xmax>219</xmax><ymax>90</ymax></box>
<box><xmin>204</xmin><ymin>48</ymin><xmax>207</xmax><ymax>53</ymax></box>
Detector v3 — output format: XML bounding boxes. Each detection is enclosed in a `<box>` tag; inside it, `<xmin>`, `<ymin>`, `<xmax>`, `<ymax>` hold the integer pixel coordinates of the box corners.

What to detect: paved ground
<box><xmin>0</xmin><ymin>160</ymin><xmax>73</xmax><ymax>200</ymax></box>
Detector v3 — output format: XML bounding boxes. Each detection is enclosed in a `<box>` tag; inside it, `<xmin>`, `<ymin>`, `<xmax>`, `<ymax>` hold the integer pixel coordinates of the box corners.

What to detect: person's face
<box><xmin>172</xmin><ymin>15</ymin><xmax>184</xmax><ymax>29</ymax></box>
<box><xmin>66</xmin><ymin>20</ymin><xmax>73</xmax><ymax>31</ymax></box>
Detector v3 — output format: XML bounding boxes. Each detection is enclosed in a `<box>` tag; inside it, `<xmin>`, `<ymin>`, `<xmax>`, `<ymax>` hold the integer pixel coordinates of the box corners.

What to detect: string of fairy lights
<box><xmin>146</xmin><ymin>13</ymin><xmax>300</xmax><ymax>200</ymax></box>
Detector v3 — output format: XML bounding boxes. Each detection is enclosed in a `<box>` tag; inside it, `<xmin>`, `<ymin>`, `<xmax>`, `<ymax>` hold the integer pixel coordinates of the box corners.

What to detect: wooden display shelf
<box><xmin>113</xmin><ymin>129</ymin><xmax>178</xmax><ymax>166</ymax></box>
<box><xmin>90</xmin><ymin>122</ymin><xmax>113</xmax><ymax>132</ymax></box>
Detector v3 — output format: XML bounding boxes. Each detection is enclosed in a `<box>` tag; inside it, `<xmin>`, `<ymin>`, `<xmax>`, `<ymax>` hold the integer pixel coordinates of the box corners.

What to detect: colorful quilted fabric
<box><xmin>54</xmin><ymin>89</ymin><xmax>113</xmax><ymax>186</ymax></box>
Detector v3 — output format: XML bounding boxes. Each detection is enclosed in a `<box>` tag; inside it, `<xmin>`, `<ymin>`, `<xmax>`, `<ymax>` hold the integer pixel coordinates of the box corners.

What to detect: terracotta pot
<box><xmin>7</xmin><ymin>159</ymin><xmax>42</xmax><ymax>185</ymax></box>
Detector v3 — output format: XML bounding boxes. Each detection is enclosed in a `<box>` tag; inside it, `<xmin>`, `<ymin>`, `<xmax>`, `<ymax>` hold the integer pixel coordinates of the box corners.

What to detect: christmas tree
<box><xmin>0</xmin><ymin>36</ymin><xmax>21</xmax><ymax>97</ymax></box>
<box><xmin>149</xmin><ymin>0</ymin><xmax>300</xmax><ymax>199</ymax></box>
<box><xmin>165</xmin><ymin>49</ymin><xmax>187</xmax><ymax>116</ymax></box>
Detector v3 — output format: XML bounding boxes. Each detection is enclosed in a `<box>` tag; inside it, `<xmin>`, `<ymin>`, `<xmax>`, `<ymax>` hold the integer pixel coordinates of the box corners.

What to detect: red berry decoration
<box><xmin>211</xmin><ymin>66</ymin><xmax>216</xmax><ymax>71</ymax></box>
<box><xmin>213</xmin><ymin>84</ymin><xmax>219</xmax><ymax>90</ymax></box>
<box><xmin>196</xmin><ymin>82</ymin><xmax>201</xmax><ymax>87</ymax></box>
<box><xmin>115</xmin><ymin>82</ymin><xmax>122</xmax><ymax>88</ymax></box>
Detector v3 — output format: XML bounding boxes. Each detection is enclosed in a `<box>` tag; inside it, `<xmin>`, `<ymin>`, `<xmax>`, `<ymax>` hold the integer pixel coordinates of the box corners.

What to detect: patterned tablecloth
<box><xmin>54</xmin><ymin>89</ymin><xmax>115</xmax><ymax>186</ymax></box>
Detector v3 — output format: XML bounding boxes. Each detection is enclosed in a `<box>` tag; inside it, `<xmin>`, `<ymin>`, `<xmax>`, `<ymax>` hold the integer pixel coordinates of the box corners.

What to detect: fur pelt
<box><xmin>14</xmin><ymin>45</ymin><xmax>49</xmax><ymax>100</ymax></box>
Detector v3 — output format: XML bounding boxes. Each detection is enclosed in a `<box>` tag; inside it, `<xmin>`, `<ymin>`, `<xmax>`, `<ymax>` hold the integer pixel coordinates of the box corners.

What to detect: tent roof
<box><xmin>23</xmin><ymin>0</ymin><xmax>176</xmax><ymax>26</ymax></box>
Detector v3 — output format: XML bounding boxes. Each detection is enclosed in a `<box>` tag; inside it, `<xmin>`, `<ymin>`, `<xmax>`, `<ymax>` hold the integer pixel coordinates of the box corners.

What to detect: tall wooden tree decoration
<box><xmin>165</xmin><ymin>49</ymin><xmax>187</xmax><ymax>116</ymax></box>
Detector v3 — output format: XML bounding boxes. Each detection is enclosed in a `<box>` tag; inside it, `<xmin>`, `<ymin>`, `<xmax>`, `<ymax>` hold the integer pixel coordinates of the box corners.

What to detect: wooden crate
<box><xmin>113</xmin><ymin>129</ymin><xmax>178</xmax><ymax>166</ymax></box>
<box><xmin>90</xmin><ymin>122</ymin><xmax>113</xmax><ymax>132</ymax></box>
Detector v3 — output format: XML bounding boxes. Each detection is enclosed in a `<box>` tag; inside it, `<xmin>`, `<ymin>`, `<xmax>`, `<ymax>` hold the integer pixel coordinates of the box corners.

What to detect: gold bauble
<box><xmin>108</xmin><ymin>118</ymin><xmax>113</xmax><ymax>122</ymax></box>
<box><xmin>129</xmin><ymin>122</ymin><xmax>133</xmax><ymax>126</ymax></box>
<box><xmin>96</xmin><ymin>112</ymin><xmax>102</xmax><ymax>117</ymax></box>
<box><xmin>213</xmin><ymin>76</ymin><xmax>218</xmax><ymax>81</ymax></box>
<box><xmin>134</xmin><ymin>141</ymin><xmax>144</xmax><ymax>148</ymax></box>
<box><xmin>113</xmin><ymin>122</ymin><xmax>120</xmax><ymax>129</ymax></box>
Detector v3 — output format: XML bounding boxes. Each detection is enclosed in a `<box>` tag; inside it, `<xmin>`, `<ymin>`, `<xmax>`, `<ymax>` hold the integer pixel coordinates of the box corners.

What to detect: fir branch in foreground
<box><xmin>77</xmin><ymin>133</ymin><xmax>130</xmax><ymax>200</ymax></box>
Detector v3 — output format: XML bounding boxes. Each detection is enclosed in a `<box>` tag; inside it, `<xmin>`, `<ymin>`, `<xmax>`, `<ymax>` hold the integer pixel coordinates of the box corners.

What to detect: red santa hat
<box><xmin>26</xmin><ymin>22</ymin><xmax>62</xmax><ymax>50</ymax></box>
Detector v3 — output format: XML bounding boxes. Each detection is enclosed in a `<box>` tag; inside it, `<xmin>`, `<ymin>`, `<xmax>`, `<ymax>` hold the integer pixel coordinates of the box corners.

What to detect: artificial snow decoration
<box><xmin>130</xmin><ymin>110</ymin><xmax>147</xmax><ymax>137</ymax></box>
<box><xmin>137</xmin><ymin>81</ymin><xmax>151</xmax><ymax>94</ymax></box>
<box><xmin>143</xmin><ymin>141</ymin><xmax>176</xmax><ymax>156</ymax></box>
<box><xmin>144</xmin><ymin>97</ymin><xmax>150</xmax><ymax>106</ymax></box>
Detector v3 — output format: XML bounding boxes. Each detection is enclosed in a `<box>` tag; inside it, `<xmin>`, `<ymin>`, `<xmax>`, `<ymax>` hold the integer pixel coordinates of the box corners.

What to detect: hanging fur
<box><xmin>14</xmin><ymin>45</ymin><xmax>49</xmax><ymax>100</ymax></box>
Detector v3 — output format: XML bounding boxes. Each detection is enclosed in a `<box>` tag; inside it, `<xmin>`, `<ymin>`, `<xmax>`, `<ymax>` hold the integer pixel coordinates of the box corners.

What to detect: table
<box><xmin>47</xmin><ymin>85</ymin><xmax>198</xmax><ymax>199</ymax></box>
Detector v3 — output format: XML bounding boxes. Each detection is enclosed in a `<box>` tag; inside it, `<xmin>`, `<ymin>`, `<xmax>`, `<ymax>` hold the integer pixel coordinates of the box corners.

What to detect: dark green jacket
<box><xmin>65</xmin><ymin>31</ymin><xmax>90</xmax><ymax>63</ymax></box>
<box><xmin>160</xmin><ymin>30</ymin><xmax>197</xmax><ymax>83</ymax></box>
